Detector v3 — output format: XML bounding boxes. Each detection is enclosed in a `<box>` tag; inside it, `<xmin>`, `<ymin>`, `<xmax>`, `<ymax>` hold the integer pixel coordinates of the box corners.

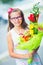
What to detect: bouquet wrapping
<box><xmin>16</xmin><ymin>31</ymin><xmax>43</xmax><ymax>64</ymax></box>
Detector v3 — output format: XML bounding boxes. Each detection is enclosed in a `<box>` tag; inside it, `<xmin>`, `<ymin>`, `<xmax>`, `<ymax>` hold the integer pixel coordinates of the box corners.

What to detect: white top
<box><xmin>9</xmin><ymin>28</ymin><xmax>20</xmax><ymax>48</ymax></box>
<box><xmin>8</xmin><ymin>28</ymin><xmax>29</xmax><ymax>54</ymax></box>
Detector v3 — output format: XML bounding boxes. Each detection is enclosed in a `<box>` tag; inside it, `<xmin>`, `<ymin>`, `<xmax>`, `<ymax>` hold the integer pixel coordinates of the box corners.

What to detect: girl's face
<box><xmin>10</xmin><ymin>11</ymin><xmax>22</xmax><ymax>27</ymax></box>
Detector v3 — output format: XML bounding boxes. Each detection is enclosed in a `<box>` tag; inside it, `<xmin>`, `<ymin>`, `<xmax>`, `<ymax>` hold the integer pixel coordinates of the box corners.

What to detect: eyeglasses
<box><xmin>10</xmin><ymin>16</ymin><xmax>22</xmax><ymax>20</ymax></box>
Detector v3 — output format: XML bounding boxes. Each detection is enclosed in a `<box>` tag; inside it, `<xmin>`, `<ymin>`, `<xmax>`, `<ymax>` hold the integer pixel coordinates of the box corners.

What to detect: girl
<box><xmin>7</xmin><ymin>8</ymin><xmax>42</xmax><ymax>65</ymax></box>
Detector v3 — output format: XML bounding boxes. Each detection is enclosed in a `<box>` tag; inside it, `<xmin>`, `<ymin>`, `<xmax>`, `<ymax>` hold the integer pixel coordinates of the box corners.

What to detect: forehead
<box><xmin>10</xmin><ymin>11</ymin><xmax>21</xmax><ymax>17</ymax></box>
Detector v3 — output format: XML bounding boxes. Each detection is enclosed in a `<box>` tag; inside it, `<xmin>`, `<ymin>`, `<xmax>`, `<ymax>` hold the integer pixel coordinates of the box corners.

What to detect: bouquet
<box><xmin>16</xmin><ymin>2</ymin><xmax>43</xmax><ymax>64</ymax></box>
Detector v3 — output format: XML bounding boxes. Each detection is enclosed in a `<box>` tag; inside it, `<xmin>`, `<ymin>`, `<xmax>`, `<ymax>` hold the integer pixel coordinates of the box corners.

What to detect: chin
<box><xmin>16</xmin><ymin>24</ymin><xmax>21</xmax><ymax>27</ymax></box>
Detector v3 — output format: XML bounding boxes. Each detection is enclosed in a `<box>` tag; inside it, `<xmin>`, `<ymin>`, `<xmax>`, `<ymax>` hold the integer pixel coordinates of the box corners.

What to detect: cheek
<box><xmin>10</xmin><ymin>20</ymin><xmax>15</xmax><ymax>25</ymax></box>
<box><xmin>19</xmin><ymin>19</ymin><xmax>22</xmax><ymax>24</ymax></box>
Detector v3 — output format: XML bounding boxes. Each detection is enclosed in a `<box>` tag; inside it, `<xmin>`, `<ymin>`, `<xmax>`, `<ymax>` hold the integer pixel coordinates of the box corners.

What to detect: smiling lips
<box><xmin>14</xmin><ymin>21</ymin><xmax>20</xmax><ymax>24</ymax></box>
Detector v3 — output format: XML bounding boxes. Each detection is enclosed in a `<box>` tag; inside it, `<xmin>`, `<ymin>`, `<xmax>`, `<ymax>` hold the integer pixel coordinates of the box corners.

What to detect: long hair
<box><xmin>8</xmin><ymin>8</ymin><xmax>28</xmax><ymax>32</ymax></box>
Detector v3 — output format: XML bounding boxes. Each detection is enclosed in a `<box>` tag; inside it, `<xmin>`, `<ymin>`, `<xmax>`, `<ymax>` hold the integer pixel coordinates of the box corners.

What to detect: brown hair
<box><xmin>8</xmin><ymin>8</ymin><xmax>28</xmax><ymax>31</ymax></box>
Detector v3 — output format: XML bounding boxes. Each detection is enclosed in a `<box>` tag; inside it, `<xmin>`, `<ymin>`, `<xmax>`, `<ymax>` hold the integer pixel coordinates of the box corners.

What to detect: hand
<box><xmin>26</xmin><ymin>52</ymin><xmax>33</xmax><ymax>58</ymax></box>
<box><xmin>28</xmin><ymin>52</ymin><xmax>33</xmax><ymax>58</ymax></box>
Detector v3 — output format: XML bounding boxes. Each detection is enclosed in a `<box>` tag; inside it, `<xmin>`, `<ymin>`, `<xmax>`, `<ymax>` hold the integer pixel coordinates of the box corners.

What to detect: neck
<box><xmin>14</xmin><ymin>26</ymin><xmax>22</xmax><ymax>30</ymax></box>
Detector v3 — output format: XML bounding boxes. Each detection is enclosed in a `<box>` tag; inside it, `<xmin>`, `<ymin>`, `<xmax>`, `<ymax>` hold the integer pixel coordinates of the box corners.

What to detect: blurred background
<box><xmin>0</xmin><ymin>0</ymin><xmax>43</xmax><ymax>65</ymax></box>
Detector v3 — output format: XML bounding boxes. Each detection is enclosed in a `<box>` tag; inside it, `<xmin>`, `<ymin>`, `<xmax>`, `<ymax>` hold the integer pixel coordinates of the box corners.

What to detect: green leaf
<box><xmin>32</xmin><ymin>28</ymin><xmax>38</xmax><ymax>34</ymax></box>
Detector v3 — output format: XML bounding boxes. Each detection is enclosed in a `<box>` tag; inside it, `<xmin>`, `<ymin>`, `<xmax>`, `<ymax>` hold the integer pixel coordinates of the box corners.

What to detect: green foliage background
<box><xmin>0</xmin><ymin>0</ymin><xmax>22</xmax><ymax>4</ymax></box>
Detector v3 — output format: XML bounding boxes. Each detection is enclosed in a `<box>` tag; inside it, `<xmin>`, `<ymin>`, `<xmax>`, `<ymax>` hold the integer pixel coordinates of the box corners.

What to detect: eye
<box><xmin>10</xmin><ymin>16</ymin><xmax>22</xmax><ymax>20</ymax></box>
<box><xmin>10</xmin><ymin>17</ymin><xmax>15</xmax><ymax>19</ymax></box>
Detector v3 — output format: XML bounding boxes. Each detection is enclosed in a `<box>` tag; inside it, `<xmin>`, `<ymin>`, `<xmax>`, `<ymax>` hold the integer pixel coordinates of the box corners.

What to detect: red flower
<box><xmin>28</xmin><ymin>14</ymin><xmax>35</xmax><ymax>22</ymax></box>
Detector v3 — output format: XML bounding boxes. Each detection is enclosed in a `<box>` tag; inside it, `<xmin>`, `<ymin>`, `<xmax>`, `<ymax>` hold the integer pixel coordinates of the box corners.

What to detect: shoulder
<box><xmin>7</xmin><ymin>28</ymin><xmax>13</xmax><ymax>39</ymax></box>
<box><xmin>7</xmin><ymin>31</ymin><xmax>13</xmax><ymax>45</ymax></box>
<box><xmin>7</xmin><ymin>32</ymin><xmax>11</xmax><ymax>42</ymax></box>
<box><xmin>7</xmin><ymin>28</ymin><xmax>14</xmax><ymax>36</ymax></box>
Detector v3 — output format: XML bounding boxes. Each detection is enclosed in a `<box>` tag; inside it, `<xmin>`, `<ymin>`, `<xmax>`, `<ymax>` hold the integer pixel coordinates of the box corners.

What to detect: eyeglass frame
<box><xmin>10</xmin><ymin>16</ymin><xmax>22</xmax><ymax>20</ymax></box>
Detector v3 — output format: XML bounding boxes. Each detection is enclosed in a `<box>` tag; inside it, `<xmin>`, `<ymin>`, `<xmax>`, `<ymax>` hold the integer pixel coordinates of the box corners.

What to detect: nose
<box><xmin>15</xmin><ymin>18</ymin><xmax>19</xmax><ymax>21</ymax></box>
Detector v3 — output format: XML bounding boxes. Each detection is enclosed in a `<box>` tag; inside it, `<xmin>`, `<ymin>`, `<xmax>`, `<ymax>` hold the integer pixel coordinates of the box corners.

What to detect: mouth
<box><xmin>14</xmin><ymin>21</ymin><xmax>20</xmax><ymax>24</ymax></box>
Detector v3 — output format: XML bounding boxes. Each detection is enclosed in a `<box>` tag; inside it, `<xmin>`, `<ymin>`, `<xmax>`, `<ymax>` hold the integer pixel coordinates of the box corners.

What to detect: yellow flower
<box><xmin>29</xmin><ymin>24</ymin><xmax>34</xmax><ymax>29</ymax></box>
<box><xmin>29</xmin><ymin>30</ymin><xmax>34</xmax><ymax>36</ymax></box>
